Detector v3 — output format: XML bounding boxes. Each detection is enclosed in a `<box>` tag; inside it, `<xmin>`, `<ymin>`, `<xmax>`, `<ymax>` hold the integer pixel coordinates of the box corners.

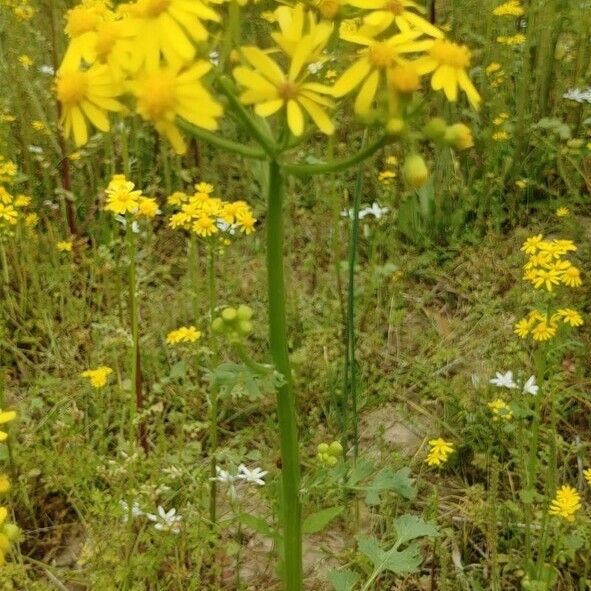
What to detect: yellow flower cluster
<box><xmin>57</xmin><ymin>240</ymin><xmax>74</xmax><ymax>253</ymax></box>
<box><xmin>425</xmin><ymin>437</ymin><xmax>454</xmax><ymax>466</ymax></box>
<box><xmin>488</xmin><ymin>399</ymin><xmax>513</xmax><ymax>421</ymax></box>
<box><xmin>0</xmin><ymin>156</ymin><xmax>17</xmax><ymax>184</ymax></box>
<box><xmin>168</xmin><ymin>181</ymin><xmax>256</xmax><ymax>239</ymax></box>
<box><xmin>548</xmin><ymin>485</ymin><xmax>581</xmax><ymax>522</ymax></box>
<box><xmin>521</xmin><ymin>235</ymin><xmax>581</xmax><ymax>291</ymax></box>
<box><xmin>492</xmin><ymin>1</ymin><xmax>524</xmax><ymax>16</ymax></box>
<box><xmin>104</xmin><ymin>174</ymin><xmax>159</xmax><ymax>219</ymax></box>
<box><xmin>166</xmin><ymin>326</ymin><xmax>201</xmax><ymax>345</ymax></box>
<box><xmin>81</xmin><ymin>366</ymin><xmax>113</xmax><ymax>388</ymax></box>
<box><xmin>555</xmin><ymin>207</ymin><xmax>570</xmax><ymax>218</ymax></box>
<box><xmin>0</xmin><ymin>185</ymin><xmax>35</xmax><ymax>237</ymax></box>
<box><xmin>515</xmin><ymin>236</ymin><xmax>584</xmax><ymax>342</ymax></box>
<box><xmin>3</xmin><ymin>0</ymin><xmax>35</xmax><ymax>20</ymax></box>
<box><xmin>0</xmin><ymin>408</ymin><xmax>19</xmax><ymax>565</ymax></box>
<box><xmin>55</xmin><ymin>0</ymin><xmax>222</xmax><ymax>153</ymax></box>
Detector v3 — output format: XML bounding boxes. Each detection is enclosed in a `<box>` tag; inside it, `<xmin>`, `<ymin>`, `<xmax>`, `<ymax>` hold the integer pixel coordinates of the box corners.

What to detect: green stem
<box><xmin>207</xmin><ymin>245</ymin><xmax>219</xmax><ymax>526</ymax></box>
<box><xmin>283</xmin><ymin>135</ymin><xmax>388</xmax><ymax>177</ymax></box>
<box><xmin>177</xmin><ymin>119</ymin><xmax>266</xmax><ymax>161</ymax></box>
<box><xmin>266</xmin><ymin>160</ymin><xmax>302</xmax><ymax>590</ymax></box>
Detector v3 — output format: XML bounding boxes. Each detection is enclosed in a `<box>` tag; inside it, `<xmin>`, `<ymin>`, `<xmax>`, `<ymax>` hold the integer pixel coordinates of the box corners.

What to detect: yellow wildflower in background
<box><xmin>166</xmin><ymin>326</ymin><xmax>201</xmax><ymax>345</ymax></box>
<box><xmin>14</xmin><ymin>195</ymin><xmax>31</xmax><ymax>208</ymax></box>
<box><xmin>425</xmin><ymin>438</ymin><xmax>454</xmax><ymax>466</ymax></box>
<box><xmin>531</xmin><ymin>317</ymin><xmax>557</xmax><ymax>342</ymax></box>
<box><xmin>0</xmin><ymin>410</ymin><xmax>16</xmax><ymax>442</ymax></box>
<box><xmin>0</xmin><ymin>475</ymin><xmax>10</xmax><ymax>494</ymax></box>
<box><xmin>497</xmin><ymin>33</ymin><xmax>526</xmax><ymax>45</ymax></box>
<box><xmin>493</xmin><ymin>0</ymin><xmax>524</xmax><ymax>16</ymax></box>
<box><xmin>485</xmin><ymin>62</ymin><xmax>502</xmax><ymax>75</ymax></box>
<box><xmin>584</xmin><ymin>468</ymin><xmax>591</xmax><ymax>486</ymax></box>
<box><xmin>18</xmin><ymin>54</ymin><xmax>33</xmax><ymax>69</ymax></box>
<box><xmin>81</xmin><ymin>366</ymin><xmax>113</xmax><ymax>388</ymax></box>
<box><xmin>488</xmin><ymin>399</ymin><xmax>513</xmax><ymax>421</ymax></box>
<box><xmin>104</xmin><ymin>175</ymin><xmax>142</xmax><ymax>215</ymax></box>
<box><xmin>57</xmin><ymin>240</ymin><xmax>73</xmax><ymax>252</ymax></box>
<box><xmin>548</xmin><ymin>485</ymin><xmax>581</xmax><ymax>522</ymax></box>
<box><xmin>492</xmin><ymin>131</ymin><xmax>510</xmax><ymax>141</ymax></box>
<box><xmin>554</xmin><ymin>308</ymin><xmax>583</xmax><ymax>327</ymax></box>
<box><xmin>555</xmin><ymin>207</ymin><xmax>570</xmax><ymax>217</ymax></box>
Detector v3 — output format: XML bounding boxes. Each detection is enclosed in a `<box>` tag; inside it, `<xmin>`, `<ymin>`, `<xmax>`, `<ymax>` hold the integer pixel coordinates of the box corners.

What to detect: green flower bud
<box><xmin>326</xmin><ymin>455</ymin><xmax>338</xmax><ymax>466</ymax></box>
<box><xmin>386</xmin><ymin>118</ymin><xmax>405</xmax><ymax>136</ymax></box>
<box><xmin>236</xmin><ymin>304</ymin><xmax>253</xmax><ymax>321</ymax></box>
<box><xmin>211</xmin><ymin>317</ymin><xmax>225</xmax><ymax>334</ymax></box>
<box><xmin>444</xmin><ymin>123</ymin><xmax>474</xmax><ymax>150</ymax></box>
<box><xmin>423</xmin><ymin>117</ymin><xmax>448</xmax><ymax>142</ymax></box>
<box><xmin>3</xmin><ymin>523</ymin><xmax>20</xmax><ymax>542</ymax></box>
<box><xmin>328</xmin><ymin>441</ymin><xmax>343</xmax><ymax>456</ymax></box>
<box><xmin>403</xmin><ymin>154</ymin><xmax>429</xmax><ymax>189</ymax></box>
<box><xmin>317</xmin><ymin>443</ymin><xmax>329</xmax><ymax>454</ymax></box>
<box><xmin>237</xmin><ymin>320</ymin><xmax>252</xmax><ymax>336</ymax></box>
<box><xmin>221</xmin><ymin>307</ymin><xmax>237</xmax><ymax>323</ymax></box>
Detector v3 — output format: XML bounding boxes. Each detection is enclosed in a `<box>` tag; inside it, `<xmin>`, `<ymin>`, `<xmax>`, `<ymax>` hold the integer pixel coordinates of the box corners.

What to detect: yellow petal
<box><xmin>255</xmin><ymin>99</ymin><xmax>284</xmax><ymax>117</ymax></box>
<box><xmin>354</xmin><ymin>69</ymin><xmax>379</xmax><ymax>115</ymax></box>
<box><xmin>287</xmin><ymin>100</ymin><xmax>304</xmax><ymax>136</ymax></box>
<box><xmin>242</xmin><ymin>47</ymin><xmax>285</xmax><ymax>84</ymax></box>
<box><xmin>457</xmin><ymin>69</ymin><xmax>481</xmax><ymax>109</ymax></box>
<box><xmin>333</xmin><ymin>58</ymin><xmax>372</xmax><ymax>97</ymax></box>
<box><xmin>298</xmin><ymin>96</ymin><xmax>334</xmax><ymax>135</ymax></box>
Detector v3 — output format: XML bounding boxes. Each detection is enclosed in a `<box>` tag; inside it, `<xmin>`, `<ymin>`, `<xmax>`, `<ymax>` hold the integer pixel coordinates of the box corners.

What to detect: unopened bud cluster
<box><xmin>212</xmin><ymin>305</ymin><xmax>254</xmax><ymax>342</ymax></box>
<box><xmin>316</xmin><ymin>441</ymin><xmax>343</xmax><ymax>466</ymax></box>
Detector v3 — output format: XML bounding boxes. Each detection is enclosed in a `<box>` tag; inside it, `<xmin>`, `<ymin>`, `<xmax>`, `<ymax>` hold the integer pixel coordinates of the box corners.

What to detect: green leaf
<box><xmin>357</xmin><ymin>535</ymin><xmax>423</xmax><ymax>575</ymax></box>
<box><xmin>169</xmin><ymin>360</ymin><xmax>186</xmax><ymax>380</ymax></box>
<box><xmin>364</xmin><ymin>468</ymin><xmax>416</xmax><ymax>506</ymax></box>
<box><xmin>328</xmin><ymin>568</ymin><xmax>361</xmax><ymax>591</ymax></box>
<box><xmin>393</xmin><ymin>515</ymin><xmax>438</xmax><ymax>546</ymax></box>
<box><xmin>302</xmin><ymin>506</ymin><xmax>343</xmax><ymax>534</ymax></box>
<box><xmin>238</xmin><ymin>513</ymin><xmax>279</xmax><ymax>541</ymax></box>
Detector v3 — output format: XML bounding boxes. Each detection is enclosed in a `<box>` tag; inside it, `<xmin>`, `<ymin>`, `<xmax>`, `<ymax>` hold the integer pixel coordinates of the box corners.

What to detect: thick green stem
<box><xmin>267</xmin><ymin>160</ymin><xmax>302</xmax><ymax>590</ymax></box>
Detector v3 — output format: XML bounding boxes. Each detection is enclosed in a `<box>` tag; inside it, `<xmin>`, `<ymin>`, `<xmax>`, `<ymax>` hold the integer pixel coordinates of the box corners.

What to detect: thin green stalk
<box><xmin>207</xmin><ymin>245</ymin><xmax>219</xmax><ymax>526</ymax></box>
<box><xmin>267</xmin><ymin>160</ymin><xmax>302</xmax><ymax>591</ymax></box>
<box><xmin>342</xmin><ymin>131</ymin><xmax>368</xmax><ymax>462</ymax></box>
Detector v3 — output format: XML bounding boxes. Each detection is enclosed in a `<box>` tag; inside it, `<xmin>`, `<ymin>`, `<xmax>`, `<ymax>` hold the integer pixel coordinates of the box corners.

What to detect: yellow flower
<box><xmin>166</xmin><ymin>326</ymin><xmax>201</xmax><ymax>345</ymax></box>
<box><xmin>124</xmin><ymin>0</ymin><xmax>220</xmax><ymax>70</ymax></box>
<box><xmin>529</xmin><ymin>267</ymin><xmax>562</xmax><ymax>291</ymax></box>
<box><xmin>497</xmin><ymin>33</ymin><xmax>526</xmax><ymax>45</ymax></box>
<box><xmin>555</xmin><ymin>308</ymin><xmax>583</xmax><ymax>327</ymax></box>
<box><xmin>548</xmin><ymin>485</ymin><xmax>581</xmax><ymax>522</ymax></box>
<box><xmin>18</xmin><ymin>54</ymin><xmax>33</xmax><ymax>69</ymax></box>
<box><xmin>14</xmin><ymin>4</ymin><xmax>35</xmax><ymax>19</ymax></box>
<box><xmin>0</xmin><ymin>204</ymin><xmax>17</xmax><ymax>226</ymax></box>
<box><xmin>346</xmin><ymin>0</ymin><xmax>444</xmax><ymax>39</ymax></box>
<box><xmin>334</xmin><ymin>26</ymin><xmax>426</xmax><ymax>115</ymax></box>
<box><xmin>555</xmin><ymin>207</ymin><xmax>570</xmax><ymax>217</ymax></box>
<box><xmin>560</xmin><ymin>265</ymin><xmax>582</xmax><ymax>288</ymax></box>
<box><xmin>488</xmin><ymin>398</ymin><xmax>513</xmax><ymax>421</ymax></box>
<box><xmin>445</xmin><ymin>123</ymin><xmax>474</xmax><ymax>150</ymax></box>
<box><xmin>425</xmin><ymin>437</ymin><xmax>454</xmax><ymax>466</ymax></box>
<box><xmin>14</xmin><ymin>195</ymin><xmax>31</xmax><ymax>208</ymax></box>
<box><xmin>414</xmin><ymin>39</ymin><xmax>480</xmax><ymax>109</ymax></box>
<box><xmin>104</xmin><ymin>175</ymin><xmax>142</xmax><ymax>215</ymax></box>
<box><xmin>515</xmin><ymin>179</ymin><xmax>527</xmax><ymax>189</ymax></box>
<box><xmin>137</xmin><ymin>196</ymin><xmax>160</xmax><ymax>218</ymax></box>
<box><xmin>57</xmin><ymin>240</ymin><xmax>73</xmax><ymax>252</ymax></box>
<box><xmin>0</xmin><ymin>410</ymin><xmax>17</xmax><ymax>442</ymax></box>
<box><xmin>521</xmin><ymin>234</ymin><xmax>544</xmax><ymax>255</ymax></box>
<box><xmin>531</xmin><ymin>318</ymin><xmax>557</xmax><ymax>342</ymax></box>
<box><xmin>25</xmin><ymin>213</ymin><xmax>39</xmax><ymax>228</ymax></box>
<box><xmin>0</xmin><ymin>475</ymin><xmax>10</xmax><ymax>494</ymax></box>
<box><xmin>234</xmin><ymin>44</ymin><xmax>335</xmax><ymax>135</ymax></box>
<box><xmin>485</xmin><ymin>62</ymin><xmax>502</xmax><ymax>75</ymax></box>
<box><xmin>55</xmin><ymin>64</ymin><xmax>124</xmax><ymax>146</ymax></box>
<box><xmin>81</xmin><ymin>366</ymin><xmax>113</xmax><ymax>388</ymax></box>
<box><xmin>194</xmin><ymin>182</ymin><xmax>214</xmax><ymax>195</ymax></box>
<box><xmin>133</xmin><ymin>62</ymin><xmax>223</xmax><ymax>155</ymax></box>
<box><xmin>378</xmin><ymin>170</ymin><xmax>396</xmax><ymax>183</ymax></box>
<box><xmin>584</xmin><ymin>468</ymin><xmax>591</xmax><ymax>486</ymax></box>
<box><xmin>192</xmin><ymin>214</ymin><xmax>218</xmax><ymax>237</ymax></box>
<box><xmin>493</xmin><ymin>1</ymin><xmax>524</xmax><ymax>16</ymax></box>
<box><xmin>492</xmin><ymin>131</ymin><xmax>510</xmax><ymax>141</ymax></box>
<box><xmin>514</xmin><ymin>317</ymin><xmax>532</xmax><ymax>338</ymax></box>
<box><xmin>235</xmin><ymin>210</ymin><xmax>257</xmax><ymax>234</ymax></box>
<box><xmin>65</xmin><ymin>1</ymin><xmax>110</xmax><ymax>39</ymax></box>
<box><xmin>167</xmin><ymin>191</ymin><xmax>189</xmax><ymax>206</ymax></box>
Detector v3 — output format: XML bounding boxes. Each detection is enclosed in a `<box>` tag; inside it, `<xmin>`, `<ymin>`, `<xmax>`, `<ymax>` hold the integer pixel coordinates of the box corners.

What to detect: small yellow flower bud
<box><xmin>423</xmin><ymin>117</ymin><xmax>448</xmax><ymax>142</ymax></box>
<box><xmin>386</xmin><ymin>118</ymin><xmax>405</xmax><ymax>136</ymax></box>
<box><xmin>237</xmin><ymin>304</ymin><xmax>253</xmax><ymax>321</ymax></box>
<box><xmin>444</xmin><ymin>123</ymin><xmax>474</xmax><ymax>150</ymax></box>
<box><xmin>318</xmin><ymin>0</ymin><xmax>339</xmax><ymax>19</ymax></box>
<box><xmin>403</xmin><ymin>154</ymin><xmax>429</xmax><ymax>189</ymax></box>
<box><xmin>2</xmin><ymin>524</ymin><xmax>20</xmax><ymax>542</ymax></box>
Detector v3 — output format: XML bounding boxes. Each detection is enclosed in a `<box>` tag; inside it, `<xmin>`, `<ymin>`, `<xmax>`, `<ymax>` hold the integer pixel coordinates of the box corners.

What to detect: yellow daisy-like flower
<box><xmin>528</xmin><ymin>267</ymin><xmax>562</xmax><ymax>291</ymax></box>
<box><xmin>0</xmin><ymin>410</ymin><xmax>17</xmax><ymax>442</ymax></box>
<box><xmin>425</xmin><ymin>437</ymin><xmax>454</xmax><ymax>467</ymax></box>
<box><xmin>137</xmin><ymin>196</ymin><xmax>160</xmax><ymax>218</ymax></box>
<box><xmin>413</xmin><ymin>39</ymin><xmax>480</xmax><ymax>109</ymax></box>
<box><xmin>123</xmin><ymin>0</ymin><xmax>220</xmax><ymax>70</ymax></box>
<box><xmin>555</xmin><ymin>207</ymin><xmax>570</xmax><ymax>217</ymax></box>
<box><xmin>167</xmin><ymin>191</ymin><xmax>189</xmax><ymax>206</ymax></box>
<box><xmin>104</xmin><ymin>175</ymin><xmax>142</xmax><ymax>215</ymax></box>
<box><xmin>333</xmin><ymin>26</ymin><xmax>426</xmax><ymax>115</ymax></box>
<box><xmin>488</xmin><ymin>398</ymin><xmax>513</xmax><ymax>421</ymax></box>
<box><xmin>234</xmin><ymin>44</ymin><xmax>335</xmax><ymax>136</ymax></box>
<box><xmin>235</xmin><ymin>210</ymin><xmax>257</xmax><ymax>234</ymax></box>
<box><xmin>133</xmin><ymin>62</ymin><xmax>223</xmax><ymax>155</ymax></box>
<box><xmin>55</xmin><ymin>64</ymin><xmax>124</xmax><ymax>146</ymax></box>
<box><xmin>560</xmin><ymin>265</ymin><xmax>582</xmax><ymax>288</ymax></box>
<box><xmin>194</xmin><ymin>182</ymin><xmax>214</xmax><ymax>195</ymax></box>
<box><xmin>548</xmin><ymin>485</ymin><xmax>581</xmax><ymax>522</ymax></box>
<box><xmin>65</xmin><ymin>1</ymin><xmax>110</xmax><ymax>39</ymax></box>
<box><xmin>347</xmin><ymin>0</ymin><xmax>443</xmax><ymax>39</ymax></box>
<box><xmin>554</xmin><ymin>308</ymin><xmax>584</xmax><ymax>327</ymax></box>
<box><xmin>531</xmin><ymin>318</ymin><xmax>557</xmax><ymax>342</ymax></box>
<box><xmin>14</xmin><ymin>195</ymin><xmax>31</xmax><ymax>208</ymax></box>
<box><xmin>166</xmin><ymin>325</ymin><xmax>202</xmax><ymax>345</ymax></box>
<box><xmin>81</xmin><ymin>366</ymin><xmax>113</xmax><ymax>388</ymax></box>
<box><xmin>0</xmin><ymin>204</ymin><xmax>18</xmax><ymax>226</ymax></box>
<box><xmin>492</xmin><ymin>131</ymin><xmax>510</xmax><ymax>141</ymax></box>
<box><xmin>192</xmin><ymin>214</ymin><xmax>218</xmax><ymax>237</ymax></box>
<box><xmin>492</xmin><ymin>0</ymin><xmax>524</xmax><ymax>16</ymax></box>
<box><xmin>18</xmin><ymin>54</ymin><xmax>33</xmax><ymax>69</ymax></box>
<box><xmin>57</xmin><ymin>240</ymin><xmax>74</xmax><ymax>252</ymax></box>
<box><xmin>485</xmin><ymin>62</ymin><xmax>502</xmax><ymax>75</ymax></box>
<box><xmin>0</xmin><ymin>475</ymin><xmax>10</xmax><ymax>494</ymax></box>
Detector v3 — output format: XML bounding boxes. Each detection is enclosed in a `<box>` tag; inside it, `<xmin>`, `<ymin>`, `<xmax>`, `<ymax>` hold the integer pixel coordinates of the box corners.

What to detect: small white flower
<box><xmin>146</xmin><ymin>506</ymin><xmax>182</xmax><ymax>533</ymax></box>
<box><xmin>361</xmin><ymin>202</ymin><xmax>389</xmax><ymax>219</ymax></box>
<box><xmin>237</xmin><ymin>464</ymin><xmax>268</xmax><ymax>486</ymax></box>
<box><xmin>522</xmin><ymin>375</ymin><xmax>539</xmax><ymax>396</ymax></box>
<box><xmin>209</xmin><ymin>50</ymin><xmax>220</xmax><ymax>66</ymax></box>
<box><xmin>563</xmin><ymin>87</ymin><xmax>591</xmax><ymax>104</ymax></box>
<box><xmin>211</xmin><ymin>466</ymin><xmax>236</xmax><ymax>484</ymax></box>
<box><xmin>28</xmin><ymin>145</ymin><xmax>43</xmax><ymax>154</ymax></box>
<box><xmin>307</xmin><ymin>61</ymin><xmax>324</xmax><ymax>74</ymax></box>
<box><xmin>120</xmin><ymin>500</ymin><xmax>143</xmax><ymax>523</ymax></box>
<box><xmin>489</xmin><ymin>371</ymin><xmax>517</xmax><ymax>389</ymax></box>
<box><xmin>38</xmin><ymin>65</ymin><xmax>55</xmax><ymax>75</ymax></box>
